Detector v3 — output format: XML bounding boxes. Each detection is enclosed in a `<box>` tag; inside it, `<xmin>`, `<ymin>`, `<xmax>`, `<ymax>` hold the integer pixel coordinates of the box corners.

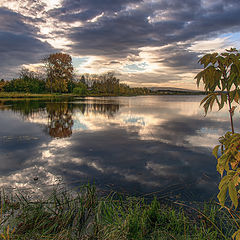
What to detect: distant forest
<box><xmin>0</xmin><ymin>53</ymin><xmax>150</xmax><ymax>96</ymax></box>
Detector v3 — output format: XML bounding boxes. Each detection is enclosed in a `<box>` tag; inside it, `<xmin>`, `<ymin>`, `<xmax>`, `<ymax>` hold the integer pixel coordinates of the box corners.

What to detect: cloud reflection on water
<box><xmin>0</xmin><ymin>96</ymin><xmax>238</xmax><ymax>200</ymax></box>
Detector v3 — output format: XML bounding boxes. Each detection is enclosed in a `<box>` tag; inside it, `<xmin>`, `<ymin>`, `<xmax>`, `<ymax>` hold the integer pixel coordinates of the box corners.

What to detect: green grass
<box><xmin>0</xmin><ymin>91</ymin><xmax>205</xmax><ymax>99</ymax></box>
<box><xmin>0</xmin><ymin>92</ymin><xmax>139</xmax><ymax>99</ymax></box>
<box><xmin>0</xmin><ymin>92</ymin><xmax>78</xmax><ymax>99</ymax></box>
<box><xmin>0</xmin><ymin>185</ymin><xmax>238</xmax><ymax>239</ymax></box>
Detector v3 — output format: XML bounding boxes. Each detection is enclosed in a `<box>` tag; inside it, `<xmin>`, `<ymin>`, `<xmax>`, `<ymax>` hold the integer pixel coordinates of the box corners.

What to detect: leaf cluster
<box><xmin>200</xmin><ymin>89</ymin><xmax>240</xmax><ymax>115</ymax></box>
<box><xmin>196</xmin><ymin>49</ymin><xmax>240</xmax><ymax>240</ymax></box>
<box><xmin>195</xmin><ymin>48</ymin><xmax>240</xmax><ymax>92</ymax></box>
<box><xmin>196</xmin><ymin>49</ymin><xmax>240</xmax><ymax>115</ymax></box>
<box><xmin>213</xmin><ymin>132</ymin><xmax>240</xmax><ymax>209</ymax></box>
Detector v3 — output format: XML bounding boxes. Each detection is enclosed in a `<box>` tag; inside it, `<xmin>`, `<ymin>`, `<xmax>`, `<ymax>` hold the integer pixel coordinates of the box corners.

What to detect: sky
<box><xmin>1</xmin><ymin>0</ymin><xmax>240</xmax><ymax>89</ymax></box>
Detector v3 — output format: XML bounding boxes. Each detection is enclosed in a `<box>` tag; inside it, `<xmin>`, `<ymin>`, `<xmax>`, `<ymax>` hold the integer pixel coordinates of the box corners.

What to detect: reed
<box><xmin>0</xmin><ymin>185</ymin><xmax>237</xmax><ymax>239</ymax></box>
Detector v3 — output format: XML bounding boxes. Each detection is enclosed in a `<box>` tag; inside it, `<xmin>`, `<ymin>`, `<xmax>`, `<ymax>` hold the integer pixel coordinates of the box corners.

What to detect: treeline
<box><xmin>0</xmin><ymin>53</ymin><xmax>150</xmax><ymax>96</ymax></box>
<box><xmin>2</xmin><ymin>69</ymin><xmax>46</xmax><ymax>93</ymax></box>
<box><xmin>0</xmin><ymin>71</ymin><xmax>150</xmax><ymax>96</ymax></box>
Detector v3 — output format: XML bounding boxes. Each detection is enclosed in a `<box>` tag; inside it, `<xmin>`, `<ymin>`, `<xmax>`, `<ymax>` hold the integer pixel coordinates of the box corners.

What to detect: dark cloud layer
<box><xmin>1</xmin><ymin>0</ymin><xmax>240</xmax><ymax>84</ymax></box>
<box><xmin>0</xmin><ymin>7</ymin><xmax>54</xmax><ymax>79</ymax></box>
<box><xmin>0</xmin><ymin>7</ymin><xmax>36</xmax><ymax>35</ymax></box>
<box><xmin>156</xmin><ymin>45</ymin><xmax>200</xmax><ymax>70</ymax></box>
<box><xmin>49</xmin><ymin>0</ymin><xmax>143</xmax><ymax>22</ymax></box>
<box><xmin>49</xmin><ymin>0</ymin><xmax>240</xmax><ymax>80</ymax></box>
<box><xmin>65</xmin><ymin>0</ymin><xmax>240</xmax><ymax>57</ymax></box>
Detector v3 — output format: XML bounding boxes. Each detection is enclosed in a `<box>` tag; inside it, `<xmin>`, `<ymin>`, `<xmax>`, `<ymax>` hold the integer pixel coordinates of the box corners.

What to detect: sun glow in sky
<box><xmin>0</xmin><ymin>0</ymin><xmax>240</xmax><ymax>89</ymax></box>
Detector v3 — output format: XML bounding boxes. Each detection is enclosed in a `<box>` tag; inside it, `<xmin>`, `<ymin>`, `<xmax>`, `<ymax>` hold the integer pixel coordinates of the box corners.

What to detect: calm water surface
<box><xmin>0</xmin><ymin>96</ymin><xmax>238</xmax><ymax>201</ymax></box>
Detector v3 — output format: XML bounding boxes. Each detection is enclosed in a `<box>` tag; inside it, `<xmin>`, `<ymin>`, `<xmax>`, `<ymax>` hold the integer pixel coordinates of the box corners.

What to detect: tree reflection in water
<box><xmin>79</xmin><ymin>102</ymin><xmax>120</xmax><ymax>118</ymax></box>
<box><xmin>47</xmin><ymin>103</ymin><xmax>74</xmax><ymax>138</ymax></box>
<box><xmin>0</xmin><ymin>98</ymin><xmax>120</xmax><ymax>138</ymax></box>
<box><xmin>0</xmin><ymin>96</ymin><xmax>226</xmax><ymax>201</ymax></box>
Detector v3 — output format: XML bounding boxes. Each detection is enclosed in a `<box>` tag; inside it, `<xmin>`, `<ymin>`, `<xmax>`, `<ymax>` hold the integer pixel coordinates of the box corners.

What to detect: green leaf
<box><xmin>232</xmin><ymin>229</ymin><xmax>240</xmax><ymax>240</ymax></box>
<box><xmin>217</xmin><ymin>153</ymin><xmax>229</xmax><ymax>176</ymax></box>
<box><xmin>217</xmin><ymin>183</ymin><xmax>228</xmax><ymax>206</ymax></box>
<box><xmin>212</xmin><ymin>145</ymin><xmax>220</xmax><ymax>159</ymax></box>
<box><xmin>228</xmin><ymin>180</ymin><xmax>238</xmax><ymax>209</ymax></box>
<box><xmin>200</xmin><ymin>94</ymin><xmax>210</xmax><ymax>106</ymax></box>
<box><xmin>234</xmin><ymin>89</ymin><xmax>240</xmax><ymax>103</ymax></box>
<box><xmin>219</xmin><ymin>175</ymin><xmax>230</xmax><ymax>189</ymax></box>
<box><xmin>219</xmin><ymin>93</ymin><xmax>227</xmax><ymax>110</ymax></box>
<box><xmin>226</xmin><ymin>48</ymin><xmax>237</xmax><ymax>53</ymax></box>
<box><xmin>195</xmin><ymin>71</ymin><xmax>204</xmax><ymax>87</ymax></box>
<box><xmin>198</xmin><ymin>54</ymin><xmax>212</xmax><ymax>68</ymax></box>
<box><xmin>200</xmin><ymin>93</ymin><xmax>219</xmax><ymax>115</ymax></box>
<box><xmin>209</xmin><ymin>95</ymin><xmax>216</xmax><ymax>111</ymax></box>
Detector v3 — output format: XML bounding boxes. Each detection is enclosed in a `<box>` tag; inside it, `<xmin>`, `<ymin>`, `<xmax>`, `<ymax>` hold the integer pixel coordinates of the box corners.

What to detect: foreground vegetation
<box><xmin>195</xmin><ymin>48</ymin><xmax>240</xmax><ymax>239</ymax></box>
<box><xmin>0</xmin><ymin>185</ymin><xmax>238</xmax><ymax>240</ymax></box>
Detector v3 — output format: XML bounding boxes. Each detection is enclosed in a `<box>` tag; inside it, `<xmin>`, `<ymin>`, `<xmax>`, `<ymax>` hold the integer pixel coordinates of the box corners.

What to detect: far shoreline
<box><xmin>0</xmin><ymin>91</ymin><xmax>206</xmax><ymax>99</ymax></box>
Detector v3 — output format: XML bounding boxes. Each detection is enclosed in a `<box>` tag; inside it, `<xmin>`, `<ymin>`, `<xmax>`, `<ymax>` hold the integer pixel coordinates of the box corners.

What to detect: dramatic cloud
<box><xmin>1</xmin><ymin>0</ymin><xmax>240</xmax><ymax>88</ymax></box>
<box><xmin>0</xmin><ymin>7</ymin><xmax>55</xmax><ymax>78</ymax></box>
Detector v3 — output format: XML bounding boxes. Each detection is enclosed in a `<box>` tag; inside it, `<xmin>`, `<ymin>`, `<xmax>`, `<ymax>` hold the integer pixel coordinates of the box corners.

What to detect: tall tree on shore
<box><xmin>44</xmin><ymin>53</ymin><xmax>73</xmax><ymax>93</ymax></box>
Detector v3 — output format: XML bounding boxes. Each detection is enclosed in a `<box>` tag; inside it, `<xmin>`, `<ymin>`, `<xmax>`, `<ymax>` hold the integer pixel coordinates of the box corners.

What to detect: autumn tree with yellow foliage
<box><xmin>44</xmin><ymin>53</ymin><xmax>73</xmax><ymax>93</ymax></box>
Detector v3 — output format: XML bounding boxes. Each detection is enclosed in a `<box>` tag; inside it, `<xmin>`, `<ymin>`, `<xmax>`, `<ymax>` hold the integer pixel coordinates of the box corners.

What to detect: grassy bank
<box><xmin>0</xmin><ymin>92</ymin><xmax>142</xmax><ymax>99</ymax></box>
<box><xmin>0</xmin><ymin>185</ymin><xmax>237</xmax><ymax>240</ymax></box>
<box><xmin>0</xmin><ymin>91</ymin><xmax>205</xmax><ymax>99</ymax></box>
<box><xmin>0</xmin><ymin>92</ymin><xmax>78</xmax><ymax>99</ymax></box>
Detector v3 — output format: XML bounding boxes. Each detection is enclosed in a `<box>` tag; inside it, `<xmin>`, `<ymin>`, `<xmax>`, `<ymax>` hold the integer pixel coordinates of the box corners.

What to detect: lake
<box><xmin>0</xmin><ymin>95</ymin><xmax>238</xmax><ymax>201</ymax></box>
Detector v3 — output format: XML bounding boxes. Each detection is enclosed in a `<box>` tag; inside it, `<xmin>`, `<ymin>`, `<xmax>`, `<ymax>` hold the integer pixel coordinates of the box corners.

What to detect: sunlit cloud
<box><xmin>22</xmin><ymin>63</ymin><xmax>44</xmax><ymax>72</ymax></box>
<box><xmin>1</xmin><ymin>0</ymin><xmax>240</xmax><ymax>88</ymax></box>
<box><xmin>187</xmin><ymin>131</ymin><xmax>224</xmax><ymax>149</ymax></box>
<box><xmin>146</xmin><ymin>162</ymin><xmax>178</xmax><ymax>177</ymax></box>
<box><xmin>188</xmin><ymin>37</ymin><xmax>237</xmax><ymax>54</ymax></box>
<box><xmin>74</xmin><ymin>56</ymin><xmax>110</xmax><ymax>74</ymax></box>
<box><xmin>41</xmin><ymin>0</ymin><xmax>62</xmax><ymax>11</ymax></box>
<box><xmin>0</xmin><ymin>166</ymin><xmax>61</xmax><ymax>196</ymax></box>
<box><xmin>21</xmin><ymin>96</ymin><xmax>225</xmax><ymax>145</ymax></box>
<box><xmin>87</xmin><ymin>12</ymin><xmax>105</xmax><ymax>23</ymax></box>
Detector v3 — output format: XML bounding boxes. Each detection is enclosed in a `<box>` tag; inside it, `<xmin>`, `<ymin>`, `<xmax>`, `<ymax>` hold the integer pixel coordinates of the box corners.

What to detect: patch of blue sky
<box><xmin>123</xmin><ymin>62</ymin><xmax>147</xmax><ymax>72</ymax></box>
<box><xmin>197</xmin><ymin>127</ymin><xmax>219</xmax><ymax>135</ymax></box>
<box><xmin>124</xmin><ymin>117</ymin><xmax>145</xmax><ymax>126</ymax></box>
<box><xmin>72</xmin><ymin>57</ymin><xmax>89</xmax><ymax>67</ymax></box>
<box><xmin>219</xmin><ymin>32</ymin><xmax>240</xmax><ymax>49</ymax></box>
<box><xmin>72</xmin><ymin>120</ymin><xmax>88</xmax><ymax>131</ymax></box>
